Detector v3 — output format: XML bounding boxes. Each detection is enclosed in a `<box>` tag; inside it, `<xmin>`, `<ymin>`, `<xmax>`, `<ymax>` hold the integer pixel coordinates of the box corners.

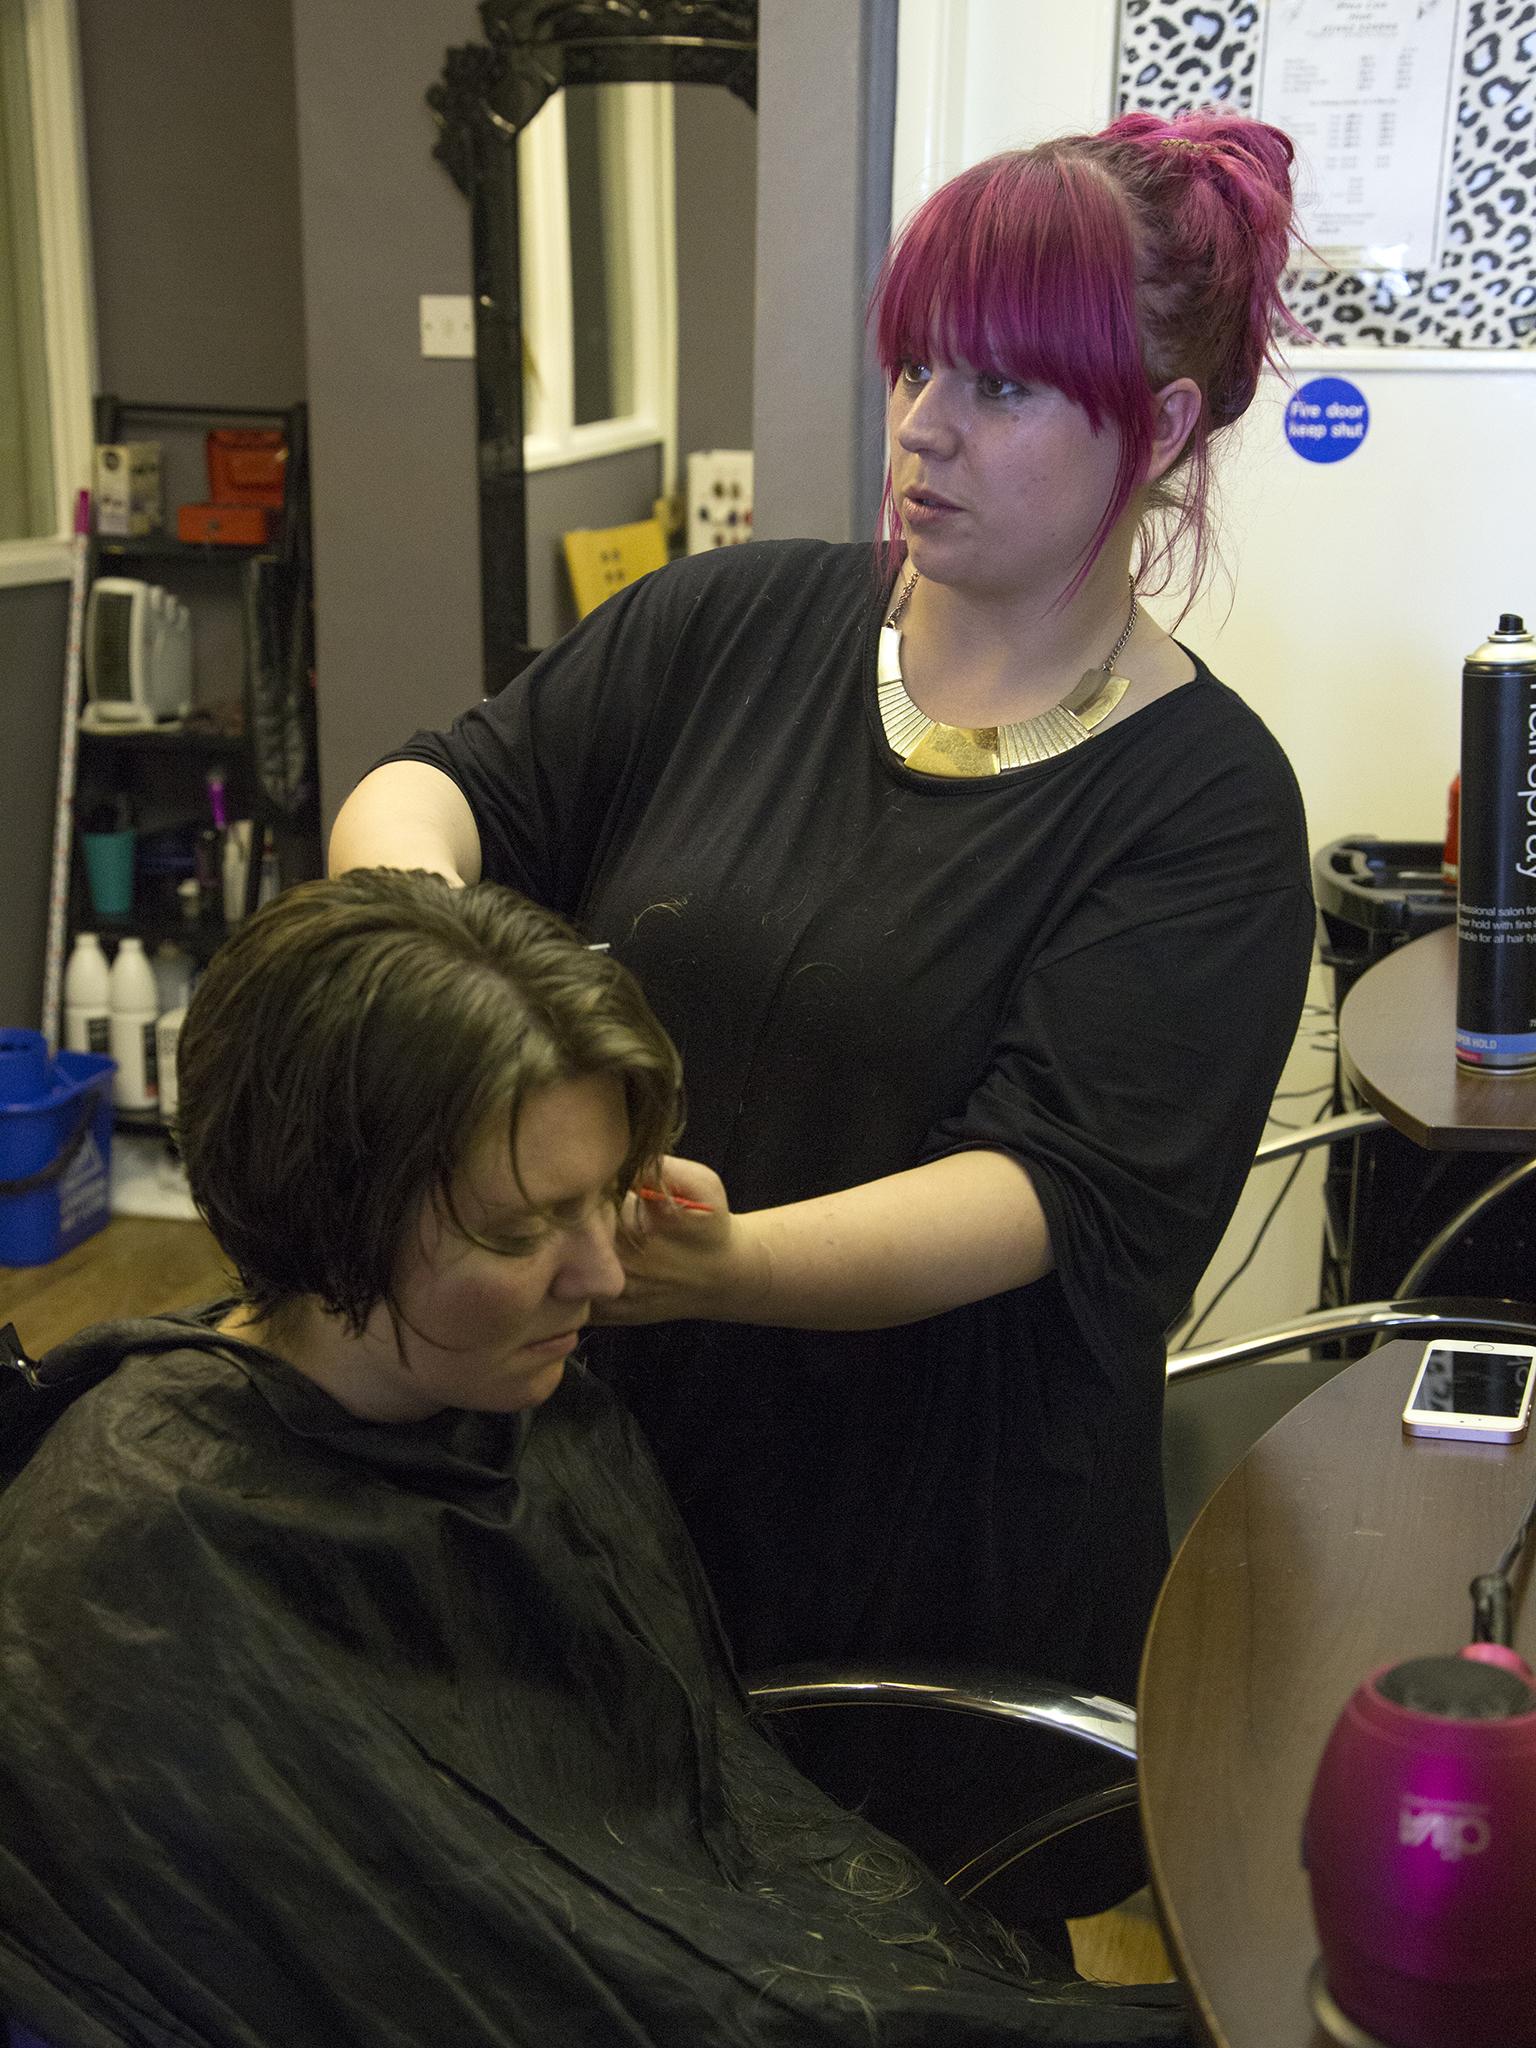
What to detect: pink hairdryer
<box><xmin>1305</xmin><ymin>1637</ymin><xmax>1536</xmax><ymax>2048</ymax></box>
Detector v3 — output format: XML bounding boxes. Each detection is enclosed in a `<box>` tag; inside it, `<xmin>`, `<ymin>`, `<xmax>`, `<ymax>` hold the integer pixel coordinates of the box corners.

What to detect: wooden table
<box><xmin>1138</xmin><ymin>1338</ymin><xmax>1536</xmax><ymax>2048</ymax></box>
<box><xmin>1340</xmin><ymin>922</ymin><xmax>1536</xmax><ymax>1149</ymax></box>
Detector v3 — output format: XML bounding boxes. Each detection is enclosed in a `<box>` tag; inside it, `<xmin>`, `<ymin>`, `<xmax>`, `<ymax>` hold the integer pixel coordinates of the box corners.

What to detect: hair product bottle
<box><xmin>1457</xmin><ymin>614</ymin><xmax>1536</xmax><ymax>1070</ymax></box>
<box><xmin>108</xmin><ymin>936</ymin><xmax>160</xmax><ymax>1110</ymax></box>
<box><xmin>63</xmin><ymin>932</ymin><xmax>111</xmax><ymax>1057</ymax></box>
<box><xmin>222</xmin><ymin>820</ymin><xmax>252</xmax><ymax>927</ymax></box>
<box><xmin>155</xmin><ymin>1005</ymin><xmax>186</xmax><ymax>1127</ymax></box>
<box><xmin>152</xmin><ymin>940</ymin><xmax>193</xmax><ymax>1016</ymax></box>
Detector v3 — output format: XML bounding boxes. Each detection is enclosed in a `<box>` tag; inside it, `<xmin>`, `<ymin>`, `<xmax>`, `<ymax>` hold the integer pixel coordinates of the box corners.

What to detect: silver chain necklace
<box><xmin>878</xmin><ymin>572</ymin><xmax>1138</xmax><ymax>776</ymax></box>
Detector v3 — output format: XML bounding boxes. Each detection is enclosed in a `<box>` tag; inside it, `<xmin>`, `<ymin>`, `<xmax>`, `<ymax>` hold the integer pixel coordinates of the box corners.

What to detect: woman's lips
<box><xmin>521</xmin><ymin>1329</ymin><xmax>582</xmax><ymax>1359</ymax></box>
<box><xmin>901</xmin><ymin>489</ymin><xmax>961</xmax><ymax>528</ymax></box>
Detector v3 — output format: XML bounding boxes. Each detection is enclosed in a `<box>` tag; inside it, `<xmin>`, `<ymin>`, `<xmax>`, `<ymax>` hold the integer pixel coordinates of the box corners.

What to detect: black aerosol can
<box><xmin>1456</xmin><ymin>614</ymin><xmax>1536</xmax><ymax>1070</ymax></box>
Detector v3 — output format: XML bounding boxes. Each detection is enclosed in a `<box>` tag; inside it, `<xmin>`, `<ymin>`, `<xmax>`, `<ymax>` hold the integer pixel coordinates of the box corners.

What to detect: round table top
<box><xmin>1138</xmin><ymin>1339</ymin><xmax>1536</xmax><ymax>2048</ymax></box>
<box><xmin>1339</xmin><ymin>924</ymin><xmax>1536</xmax><ymax>1148</ymax></box>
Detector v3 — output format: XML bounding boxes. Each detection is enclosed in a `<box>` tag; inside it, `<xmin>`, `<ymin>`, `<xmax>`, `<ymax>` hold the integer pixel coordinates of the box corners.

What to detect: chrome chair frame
<box><xmin>1169</xmin><ymin>1294</ymin><xmax>1536</xmax><ymax>1383</ymax></box>
<box><xmin>745</xmin><ymin>1668</ymin><xmax>1139</xmax><ymax>1904</ymax></box>
<box><xmin>1173</xmin><ymin>1102</ymin><xmax>1536</xmax><ymax>1380</ymax></box>
<box><xmin>744</xmin><ymin>1100</ymin><xmax>1536</xmax><ymax>1915</ymax></box>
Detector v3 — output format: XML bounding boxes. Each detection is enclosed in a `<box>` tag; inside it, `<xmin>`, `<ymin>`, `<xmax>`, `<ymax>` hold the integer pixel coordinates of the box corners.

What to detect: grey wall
<box><xmin>675</xmin><ymin>84</ymin><xmax>756</xmax><ymax>462</ymax></box>
<box><xmin>290</xmin><ymin>0</ymin><xmax>485</xmax><ymax>822</ymax></box>
<box><xmin>290</xmin><ymin>7</ymin><xmax>724</xmax><ymax>813</ymax></box>
<box><xmin>77</xmin><ymin>0</ymin><xmax>306</xmax><ymax>407</ymax></box>
<box><xmin>0</xmin><ymin>585</ymin><xmax>68</xmax><ymax>1030</ymax></box>
<box><xmin>752</xmin><ymin>0</ymin><xmax>897</xmax><ymax>544</ymax></box>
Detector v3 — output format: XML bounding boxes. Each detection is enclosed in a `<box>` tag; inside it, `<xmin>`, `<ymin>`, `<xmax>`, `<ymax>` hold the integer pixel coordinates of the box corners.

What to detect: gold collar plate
<box><xmin>876</xmin><ymin>620</ymin><xmax>1131</xmax><ymax>779</ymax></box>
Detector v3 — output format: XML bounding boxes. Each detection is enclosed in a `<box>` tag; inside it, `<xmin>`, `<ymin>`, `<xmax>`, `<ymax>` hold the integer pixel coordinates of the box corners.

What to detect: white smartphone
<box><xmin>1401</xmin><ymin>1339</ymin><xmax>1536</xmax><ymax>1444</ymax></box>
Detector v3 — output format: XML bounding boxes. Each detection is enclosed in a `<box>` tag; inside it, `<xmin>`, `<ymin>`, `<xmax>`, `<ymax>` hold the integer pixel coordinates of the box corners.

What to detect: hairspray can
<box><xmin>1457</xmin><ymin>614</ymin><xmax>1536</xmax><ymax>1071</ymax></box>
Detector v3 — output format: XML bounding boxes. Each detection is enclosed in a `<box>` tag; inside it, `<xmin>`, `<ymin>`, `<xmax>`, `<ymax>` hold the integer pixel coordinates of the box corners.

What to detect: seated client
<box><xmin>0</xmin><ymin>872</ymin><xmax>1188</xmax><ymax>2047</ymax></box>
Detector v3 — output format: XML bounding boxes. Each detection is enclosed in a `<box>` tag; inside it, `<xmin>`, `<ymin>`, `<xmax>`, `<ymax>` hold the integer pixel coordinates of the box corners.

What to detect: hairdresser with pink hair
<box><xmin>333</xmin><ymin>110</ymin><xmax>1313</xmax><ymax>1934</ymax></box>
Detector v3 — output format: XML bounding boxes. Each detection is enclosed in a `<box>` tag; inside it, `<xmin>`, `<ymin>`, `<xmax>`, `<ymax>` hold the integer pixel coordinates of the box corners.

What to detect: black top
<box><xmin>0</xmin><ymin>1313</ymin><xmax>1192</xmax><ymax>2047</ymax></box>
<box><xmin>389</xmin><ymin>540</ymin><xmax>1313</xmax><ymax>1718</ymax></box>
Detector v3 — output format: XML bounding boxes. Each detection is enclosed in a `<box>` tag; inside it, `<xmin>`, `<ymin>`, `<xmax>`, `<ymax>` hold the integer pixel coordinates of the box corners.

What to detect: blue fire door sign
<box><xmin>1285</xmin><ymin>377</ymin><xmax>1369</xmax><ymax>463</ymax></box>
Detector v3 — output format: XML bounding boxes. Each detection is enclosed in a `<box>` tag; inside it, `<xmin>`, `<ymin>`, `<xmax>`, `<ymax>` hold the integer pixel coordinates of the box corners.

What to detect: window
<box><xmin>517</xmin><ymin>81</ymin><xmax>676</xmax><ymax>484</ymax></box>
<box><xmin>0</xmin><ymin>0</ymin><xmax>93</xmax><ymax>585</ymax></box>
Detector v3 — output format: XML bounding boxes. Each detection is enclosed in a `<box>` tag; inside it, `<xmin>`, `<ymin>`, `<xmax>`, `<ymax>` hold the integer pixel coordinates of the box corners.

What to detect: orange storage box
<box><xmin>178</xmin><ymin>503</ymin><xmax>272</xmax><ymax>546</ymax></box>
<box><xmin>206</xmin><ymin>428</ymin><xmax>287</xmax><ymax>509</ymax></box>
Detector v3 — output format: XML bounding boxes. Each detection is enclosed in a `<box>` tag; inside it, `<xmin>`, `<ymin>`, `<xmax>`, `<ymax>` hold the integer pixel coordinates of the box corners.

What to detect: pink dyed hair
<box><xmin>871</xmin><ymin>109</ymin><xmax>1306</xmax><ymax>604</ymax></box>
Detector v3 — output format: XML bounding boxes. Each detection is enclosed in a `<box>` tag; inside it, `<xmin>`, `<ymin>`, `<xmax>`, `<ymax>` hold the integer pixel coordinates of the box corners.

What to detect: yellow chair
<box><xmin>562</xmin><ymin>518</ymin><xmax>669</xmax><ymax>620</ymax></box>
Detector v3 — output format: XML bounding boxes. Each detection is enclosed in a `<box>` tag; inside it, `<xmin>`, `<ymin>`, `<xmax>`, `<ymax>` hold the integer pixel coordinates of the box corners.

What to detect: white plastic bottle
<box><xmin>108</xmin><ymin>936</ymin><xmax>159</xmax><ymax>1110</ymax></box>
<box><xmin>152</xmin><ymin>940</ymin><xmax>194</xmax><ymax>1016</ymax></box>
<box><xmin>156</xmin><ymin>1005</ymin><xmax>187</xmax><ymax>1126</ymax></box>
<box><xmin>63</xmin><ymin>932</ymin><xmax>112</xmax><ymax>1056</ymax></box>
<box><xmin>147</xmin><ymin>587</ymin><xmax>171</xmax><ymax>716</ymax></box>
<box><xmin>222</xmin><ymin>820</ymin><xmax>252</xmax><ymax>927</ymax></box>
<box><xmin>257</xmin><ymin>827</ymin><xmax>280</xmax><ymax>907</ymax></box>
<box><xmin>172</xmin><ymin>600</ymin><xmax>193</xmax><ymax>718</ymax></box>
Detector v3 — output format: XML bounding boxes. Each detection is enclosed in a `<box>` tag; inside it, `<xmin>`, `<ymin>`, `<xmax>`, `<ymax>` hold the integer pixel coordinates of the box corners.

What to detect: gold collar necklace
<box><xmin>877</xmin><ymin>572</ymin><xmax>1137</xmax><ymax>777</ymax></box>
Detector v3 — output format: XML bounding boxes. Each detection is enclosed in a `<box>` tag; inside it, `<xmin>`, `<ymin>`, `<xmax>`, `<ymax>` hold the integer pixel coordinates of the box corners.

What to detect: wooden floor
<box><xmin>0</xmin><ymin>1213</ymin><xmax>231</xmax><ymax>1356</ymax></box>
<box><xmin>1070</xmin><ymin>1886</ymin><xmax>1174</xmax><ymax>1987</ymax></box>
<box><xmin>0</xmin><ymin>1217</ymin><xmax>1173</xmax><ymax>1987</ymax></box>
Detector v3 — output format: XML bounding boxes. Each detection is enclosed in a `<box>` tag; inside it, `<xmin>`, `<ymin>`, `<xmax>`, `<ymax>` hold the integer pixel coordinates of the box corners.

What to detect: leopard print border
<box><xmin>1116</xmin><ymin>0</ymin><xmax>1536</xmax><ymax>350</ymax></box>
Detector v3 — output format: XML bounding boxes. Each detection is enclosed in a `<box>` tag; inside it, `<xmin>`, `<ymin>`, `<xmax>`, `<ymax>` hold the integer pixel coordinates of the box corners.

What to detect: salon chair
<box><xmin>745</xmin><ymin>1100</ymin><xmax>1536</xmax><ymax>1941</ymax></box>
<box><xmin>748</xmin><ymin>1666</ymin><xmax>1141</xmax><ymax>1934</ymax></box>
<box><xmin>9</xmin><ymin>1346</ymin><xmax>1532</xmax><ymax>2048</ymax></box>
<box><xmin>741</xmin><ymin>1309</ymin><xmax>1536</xmax><ymax>1937</ymax></box>
<box><xmin>14</xmin><ymin>1135</ymin><xmax>1535</xmax><ymax>2034</ymax></box>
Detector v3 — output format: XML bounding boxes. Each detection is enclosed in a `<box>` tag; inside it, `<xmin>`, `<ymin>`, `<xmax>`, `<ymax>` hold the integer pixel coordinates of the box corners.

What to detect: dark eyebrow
<box><xmin>479</xmin><ymin>1191</ymin><xmax>597</xmax><ymax>1230</ymax></box>
<box><xmin>465</xmin><ymin>1165</ymin><xmax>628</xmax><ymax>1235</ymax></box>
<box><xmin>452</xmin><ymin>1185</ymin><xmax>539</xmax><ymax>1233</ymax></box>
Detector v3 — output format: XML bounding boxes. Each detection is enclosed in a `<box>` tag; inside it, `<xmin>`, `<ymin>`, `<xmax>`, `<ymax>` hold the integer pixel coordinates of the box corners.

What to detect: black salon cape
<box><xmin>387</xmin><ymin>542</ymin><xmax>1314</xmax><ymax>1824</ymax></box>
<box><xmin>0</xmin><ymin>1314</ymin><xmax>1191</xmax><ymax>2048</ymax></box>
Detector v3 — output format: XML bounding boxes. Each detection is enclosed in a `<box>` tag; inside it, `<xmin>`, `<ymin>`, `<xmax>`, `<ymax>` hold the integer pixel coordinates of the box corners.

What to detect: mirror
<box><xmin>428</xmin><ymin>0</ymin><xmax>758</xmax><ymax>692</ymax></box>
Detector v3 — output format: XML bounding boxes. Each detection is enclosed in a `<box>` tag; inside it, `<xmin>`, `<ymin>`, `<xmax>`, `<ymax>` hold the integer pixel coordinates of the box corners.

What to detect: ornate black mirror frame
<box><xmin>428</xmin><ymin>1</ymin><xmax>758</xmax><ymax>694</ymax></box>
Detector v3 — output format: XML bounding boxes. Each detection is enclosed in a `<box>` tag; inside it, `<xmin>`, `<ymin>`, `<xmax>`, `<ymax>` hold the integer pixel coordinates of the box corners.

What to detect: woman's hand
<box><xmin>594</xmin><ymin>1157</ymin><xmax>772</xmax><ymax>1326</ymax></box>
<box><xmin>595</xmin><ymin>1149</ymin><xmax>1052</xmax><ymax>1333</ymax></box>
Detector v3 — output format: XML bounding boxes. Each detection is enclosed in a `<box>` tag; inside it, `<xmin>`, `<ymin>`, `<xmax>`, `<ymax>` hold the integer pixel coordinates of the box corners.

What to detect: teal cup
<box><xmin>81</xmin><ymin>828</ymin><xmax>136</xmax><ymax>918</ymax></box>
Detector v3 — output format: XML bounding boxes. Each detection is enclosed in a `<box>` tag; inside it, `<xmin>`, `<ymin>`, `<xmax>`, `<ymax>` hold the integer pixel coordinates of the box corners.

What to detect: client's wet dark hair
<box><xmin>177</xmin><ymin>870</ymin><xmax>682</xmax><ymax>1332</ymax></box>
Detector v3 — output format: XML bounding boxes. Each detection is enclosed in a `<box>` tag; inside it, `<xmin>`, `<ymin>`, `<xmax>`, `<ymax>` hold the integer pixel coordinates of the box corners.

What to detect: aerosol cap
<box><xmin>1466</xmin><ymin>614</ymin><xmax>1536</xmax><ymax>669</ymax></box>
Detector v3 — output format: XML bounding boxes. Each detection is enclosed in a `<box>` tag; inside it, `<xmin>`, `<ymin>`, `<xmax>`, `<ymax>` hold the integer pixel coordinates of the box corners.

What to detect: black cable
<box><xmin>1495</xmin><ymin>1479</ymin><xmax>1536</xmax><ymax>1581</ymax></box>
<box><xmin>1178</xmin><ymin>1152</ymin><xmax>1309</xmax><ymax>1347</ymax></box>
<box><xmin>1468</xmin><ymin>1456</ymin><xmax>1536</xmax><ymax>1647</ymax></box>
<box><xmin>1176</xmin><ymin>1099</ymin><xmax>1334</xmax><ymax>1348</ymax></box>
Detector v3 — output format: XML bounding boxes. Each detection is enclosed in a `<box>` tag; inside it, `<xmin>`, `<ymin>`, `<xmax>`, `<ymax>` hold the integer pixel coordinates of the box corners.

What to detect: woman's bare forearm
<box><xmin>732</xmin><ymin>1151</ymin><xmax>1052</xmax><ymax>1328</ymax></box>
<box><xmin>328</xmin><ymin>763</ymin><xmax>483</xmax><ymax>885</ymax></box>
<box><xmin>603</xmin><ymin>1149</ymin><xmax>1053</xmax><ymax>1332</ymax></box>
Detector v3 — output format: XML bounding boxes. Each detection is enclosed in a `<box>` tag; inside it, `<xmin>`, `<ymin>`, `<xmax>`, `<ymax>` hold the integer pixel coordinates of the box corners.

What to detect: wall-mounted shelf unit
<box><xmin>69</xmin><ymin>396</ymin><xmax>321</xmax><ymax>980</ymax></box>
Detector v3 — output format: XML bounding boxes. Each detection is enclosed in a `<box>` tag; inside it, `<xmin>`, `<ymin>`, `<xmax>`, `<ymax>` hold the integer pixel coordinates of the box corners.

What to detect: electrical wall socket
<box><xmin>419</xmin><ymin>294</ymin><xmax>475</xmax><ymax>359</ymax></box>
<box><xmin>687</xmin><ymin>449</ymin><xmax>754</xmax><ymax>554</ymax></box>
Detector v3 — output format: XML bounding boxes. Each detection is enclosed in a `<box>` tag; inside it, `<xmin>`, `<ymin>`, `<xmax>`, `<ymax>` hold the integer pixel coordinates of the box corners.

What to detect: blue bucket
<box><xmin>0</xmin><ymin>1029</ymin><xmax>114</xmax><ymax>1267</ymax></box>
